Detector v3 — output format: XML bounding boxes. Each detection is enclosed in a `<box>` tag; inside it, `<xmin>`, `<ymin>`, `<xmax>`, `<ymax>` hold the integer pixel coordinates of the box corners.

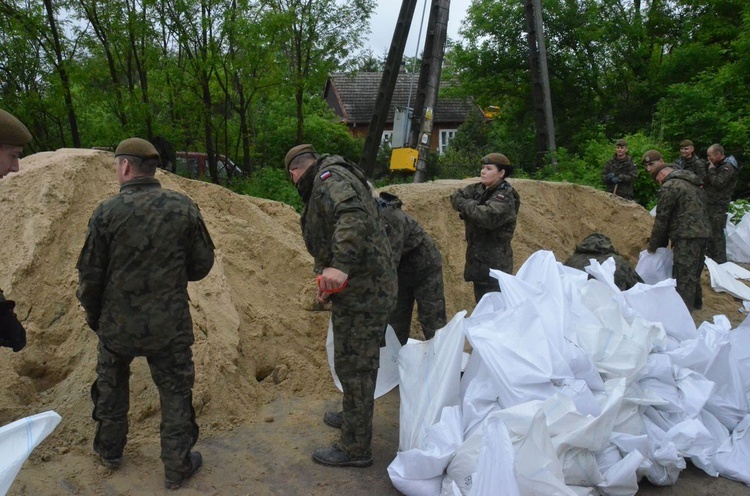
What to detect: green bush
<box><xmin>230</xmin><ymin>167</ymin><xmax>303</xmax><ymax>212</ymax></box>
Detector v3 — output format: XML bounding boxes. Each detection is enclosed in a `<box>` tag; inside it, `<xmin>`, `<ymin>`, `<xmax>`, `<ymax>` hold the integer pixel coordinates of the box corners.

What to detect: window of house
<box><xmin>381</xmin><ymin>131</ymin><xmax>393</xmax><ymax>145</ymax></box>
<box><xmin>439</xmin><ymin>129</ymin><xmax>457</xmax><ymax>154</ymax></box>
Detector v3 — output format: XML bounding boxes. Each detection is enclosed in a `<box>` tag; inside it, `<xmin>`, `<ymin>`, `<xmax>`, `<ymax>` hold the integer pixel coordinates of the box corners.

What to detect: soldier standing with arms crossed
<box><xmin>285</xmin><ymin>144</ymin><xmax>396</xmax><ymax>468</ymax></box>
<box><xmin>77</xmin><ymin>138</ymin><xmax>215</xmax><ymax>489</ymax></box>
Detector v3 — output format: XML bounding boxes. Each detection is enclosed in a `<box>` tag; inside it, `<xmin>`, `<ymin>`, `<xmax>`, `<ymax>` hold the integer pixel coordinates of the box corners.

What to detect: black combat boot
<box><xmin>312</xmin><ymin>444</ymin><xmax>373</xmax><ymax>468</ymax></box>
<box><xmin>165</xmin><ymin>451</ymin><xmax>203</xmax><ymax>490</ymax></box>
<box><xmin>323</xmin><ymin>411</ymin><xmax>343</xmax><ymax>429</ymax></box>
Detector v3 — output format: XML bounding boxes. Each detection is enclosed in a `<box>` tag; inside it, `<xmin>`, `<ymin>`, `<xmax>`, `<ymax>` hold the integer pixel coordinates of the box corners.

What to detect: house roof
<box><xmin>324</xmin><ymin>72</ymin><xmax>476</xmax><ymax>125</ymax></box>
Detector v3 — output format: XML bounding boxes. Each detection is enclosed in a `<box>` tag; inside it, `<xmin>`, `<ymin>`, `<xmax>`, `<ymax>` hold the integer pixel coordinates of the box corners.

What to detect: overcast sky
<box><xmin>364</xmin><ymin>0</ymin><xmax>473</xmax><ymax>57</ymax></box>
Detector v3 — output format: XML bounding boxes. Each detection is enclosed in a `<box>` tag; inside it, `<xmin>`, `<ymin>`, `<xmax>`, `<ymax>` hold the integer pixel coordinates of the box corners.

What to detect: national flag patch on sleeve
<box><xmin>320</xmin><ymin>171</ymin><xmax>332</xmax><ymax>181</ymax></box>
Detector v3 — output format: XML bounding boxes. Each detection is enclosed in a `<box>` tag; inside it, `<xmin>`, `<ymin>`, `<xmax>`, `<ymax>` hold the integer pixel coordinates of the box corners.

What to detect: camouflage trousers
<box><xmin>672</xmin><ymin>238</ymin><xmax>707</xmax><ymax>312</ymax></box>
<box><xmin>706</xmin><ymin>204</ymin><xmax>728</xmax><ymax>264</ymax></box>
<box><xmin>389</xmin><ymin>268</ymin><xmax>447</xmax><ymax>345</ymax></box>
<box><xmin>473</xmin><ymin>279</ymin><xmax>500</xmax><ymax>303</ymax></box>
<box><xmin>331</xmin><ymin>307</ymin><xmax>389</xmax><ymax>458</ymax></box>
<box><xmin>91</xmin><ymin>342</ymin><xmax>198</xmax><ymax>481</ymax></box>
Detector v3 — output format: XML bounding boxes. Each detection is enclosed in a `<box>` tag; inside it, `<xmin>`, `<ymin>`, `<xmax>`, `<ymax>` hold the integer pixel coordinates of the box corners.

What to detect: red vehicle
<box><xmin>175</xmin><ymin>151</ymin><xmax>243</xmax><ymax>180</ymax></box>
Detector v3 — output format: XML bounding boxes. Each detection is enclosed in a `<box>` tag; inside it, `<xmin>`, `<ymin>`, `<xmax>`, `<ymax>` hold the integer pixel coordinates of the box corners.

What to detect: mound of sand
<box><xmin>0</xmin><ymin>149</ymin><xmax>743</xmax><ymax>453</ymax></box>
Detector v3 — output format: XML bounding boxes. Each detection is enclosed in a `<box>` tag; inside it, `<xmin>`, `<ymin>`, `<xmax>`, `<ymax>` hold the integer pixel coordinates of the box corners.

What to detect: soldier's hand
<box><xmin>316</xmin><ymin>267</ymin><xmax>349</xmax><ymax>303</ymax></box>
<box><xmin>0</xmin><ymin>308</ymin><xmax>26</xmax><ymax>352</ymax></box>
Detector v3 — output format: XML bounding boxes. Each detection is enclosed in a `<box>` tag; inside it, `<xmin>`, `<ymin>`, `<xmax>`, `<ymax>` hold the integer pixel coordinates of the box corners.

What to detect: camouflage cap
<box><xmin>0</xmin><ymin>109</ymin><xmax>32</xmax><ymax>146</ymax></box>
<box><xmin>615</xmin><ymin>139</ymin><xmax>627</xmax><ymax>147</ymax></box>
<box><xmin>284</xmin><ymin>144</ymin><xmax>317</xmax><ymax>170</ymax></box>
<box><xmin>114</xmin><ymin>137</ymin><xmax>160</xmax><ymax>159</ymax></box>
<box><xmin>641</xmin><ymin>150</ymin><xmax>663</xmax><ymax>164</ymax></box>
<box><xmin>679</xmin><ymin>139</ymin><xmax>694</xmax><ymax>148</ymax></box>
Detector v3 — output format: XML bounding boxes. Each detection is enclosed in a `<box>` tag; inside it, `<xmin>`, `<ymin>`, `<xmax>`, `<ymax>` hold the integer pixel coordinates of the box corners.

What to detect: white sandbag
<box><xmin>0</xmin><ymin>411</ymin><xmax>62</xmax><ymax>495</ymax></box>
<box><xmin>726</xmin><ymin>212</ymin><xmax>750</xmax><ymax>263</ymax></box>
<box><xmin>465</xmin><ymin>299</ymin><xmax>576</xmax><ymax>408</ymax></box>
<box><xmin>389</xmin><ymin>406</ymin><xmax>464</xmax><ymax>496</ymax></box>
<box><xmin>704</xmin><ymin>256</ymin><xmax>750</xmax><ymax>301</ymax></box>
<box><xmin>728</xmin><ymin>323</ymin><xmax>750</xmax><ymax>404</ymax></box>
<box><xmin>398</xmin><ymin>312</ymin><xmax>466</xmax><ymax>451</ymax></box>
<box><xmin>326</xmin><ymin>321</ymin><xmax>402</xmax><ymax>399</ymax></box>
<box><xmin>445</xmin><ymin>421</ymin><xmax>483</xmax><ymax>496</ymax></box>
<box><xmin>713</xmin><ymin>414</ymin><xmax>750</xmax><ymax>486</ymax></box>
<box><xmin>719</xmin><ymin>261</ymin><xmax>750</xmax><ymax>280</ymax></box>
<box><xmin>459</xmin><ymin>351</ymin><xmax>503</xmax><ymax>438</ymax></box>
<box><xmin>596</xmin><ymin>449</ymin><xmax>646</xmax><ymax>496</ymax></box>
<box><xmin>641</xmin><ymin>413</ymin><xmax>685</xmax><ymax>486</ymax></box>
<box><xmin>688</xmin><ymin>410</ymin><xmax>730</xmax><ymax>476</ymax></box>
<box><xmin>635</xmin><ymin>248</ymin><xmax>673</xmax><ymax>284</ymax></box>
<box><xmin>624</xmin><ymin>279</ymin><xmax>697</xmax><ymax>343</ymax></box>
<box><xmin>701</xmin><ymin>326</ymin><xmax>748</xmax><ymax>430</ymax></box>
<box><xmin>515</xmin><ymin>410</ymin><xmax>578</xmax><ymax>496</ymax></box>
<box><xmin>562</xmin><ymin>448</ymin><xmax>604</xmax><ymax>487</ymax></box>
<box><xmin>470</xmin><ymin>415</ymin><xmax>520</xmax><ymax>496</ymax></box>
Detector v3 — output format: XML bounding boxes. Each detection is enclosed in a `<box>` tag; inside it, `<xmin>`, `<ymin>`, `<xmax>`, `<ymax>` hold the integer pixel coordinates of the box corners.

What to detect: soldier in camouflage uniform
<box><xmin>0</xmin><ymin>109</ymin><xmax>32</xmax><ymax>353</ymax></box>
<box><xmin>285</xmin><ymin>144</ymin><xmax>396</xmax><ymax>468</ymax></box>
<box><xmin>601</xmin><ymin>139</ymin><xmax>638</xmax><ymax>200</ymax></box>
<box><xmin>704</xmin><ymin>143</ymin><xmax>741</xmax><ymax>264</ymax></box>
<box><xmin>377</xmin><ymin>191</ymin><xmax>446</xmax><ymax>344</ymax></box>
<box><xmin>564</xmin><ymin>233</ymin><xmax>643</xmax><ymax>291</ymax></box>
<box><xmin>643</xmin><ymin>150</ymin><xmax>710</xmax><ymax>311</ymax></box>
<box><xmin>674</xmin><ymin>139</ymin><xmax>707</xmax><ymax>182</ymax></box>
<box><xmin>77</xmin><ymin>138</ymin><xmax>215</xmax><ymax>489</ymax></box>
<box><xmin>450</xmin><ymin>153</ymin><xmax>521</xmax><ymax>303</ymax></box>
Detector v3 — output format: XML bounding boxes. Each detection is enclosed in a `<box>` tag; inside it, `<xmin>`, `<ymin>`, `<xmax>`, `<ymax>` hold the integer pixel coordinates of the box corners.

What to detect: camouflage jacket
<box><xmin>76</xmin><ymin>177</ymin><xmax>215</xmax><ymax>356</ymax></box>
<box><xmin>649</xmin><ymin>170</ymin><xmax>710</xmax><ymax>251</ymax></box>
<box><xmin>450</xmin><ymin>180</ymin><xmax>520</xmax><ymax>281</ymax></box>
<box><xmin>300</xmin><ymin>155</ymin><xmax>396</xmax><ymax>312</ymax></box>
<box><xmin>674</xmin><ymin>155</ymin><xmax>707</xmax><ymax>182</ymax></box>
<box><xmin>703</xmin><ymin>155</ymin><xmax>740</xmax><ymax>206</ymax></box>
<box><xmin>601</xmin><ymin>155</ymin><xmax>637</xmax><ymax>199</ymax></box>
<box><xmin>377</xmin><ymin>192</ymin><xmax>442</xmax><ymax>281</ymax></box>
<box><xmin>563</xmin><ymin>233</ymin><xmax>643</xmax><ymax>291</ymax></box>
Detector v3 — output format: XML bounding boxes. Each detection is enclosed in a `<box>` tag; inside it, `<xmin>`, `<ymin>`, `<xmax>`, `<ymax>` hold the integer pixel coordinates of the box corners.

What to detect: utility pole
<box><xmin>523</xmin><ymin>0</ymin><xmax>556</xmax><ymax>170</ymax></box>
<box><xmin>409</xmin><ymin>0</ymin><xmax>450</xmax><ymax>183</ymax></box>
<box><xmin>359</xmin><ymin>0</ymin><xmax>419</xmax><ymax>177</ymax></box>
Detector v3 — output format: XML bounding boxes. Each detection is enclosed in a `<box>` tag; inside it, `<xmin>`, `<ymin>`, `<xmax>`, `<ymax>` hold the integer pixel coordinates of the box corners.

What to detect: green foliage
<box><xmin>729</xmin><ymin>200</ymin><xmax>750</xmax><ymax>224</ymax></box>
<box><xmin>229</xmin><ymin>167</ymin><xmax>303</xmax><ymax>212</ymax></box>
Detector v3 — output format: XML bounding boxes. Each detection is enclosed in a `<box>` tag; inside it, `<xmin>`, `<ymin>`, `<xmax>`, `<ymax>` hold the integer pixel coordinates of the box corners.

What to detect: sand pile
<box><xmin>0</xmin><ymin>149</ymin><xmax>742</xmax><ymax>452</ymax></box>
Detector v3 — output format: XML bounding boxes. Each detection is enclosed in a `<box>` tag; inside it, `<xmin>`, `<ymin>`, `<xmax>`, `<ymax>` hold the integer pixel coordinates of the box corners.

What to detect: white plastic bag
<box><xmin>0</xmin><ymin>411</ymin><xmax>62</xmax><ymax>495</ymax></box>
<box><xmin>635</xmin><ymin>248</ymin><xmax>673</xmax><ymax>284</ymax></box>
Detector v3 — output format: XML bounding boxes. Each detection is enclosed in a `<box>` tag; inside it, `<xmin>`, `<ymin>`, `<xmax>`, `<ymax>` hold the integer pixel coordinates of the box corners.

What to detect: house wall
<box><xmin>346</xmin><ymin>122</ymin><xmax>463</xmax><ymax>153</ymax></box>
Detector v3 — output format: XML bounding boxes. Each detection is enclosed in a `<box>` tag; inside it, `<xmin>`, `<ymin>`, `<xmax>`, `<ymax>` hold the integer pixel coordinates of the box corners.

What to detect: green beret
<box><xmin>481</xmin><ymin>153</ymin><xmax>510</xmax><ymax>167</ymax></box>
<box><xmin>284</xmin><ymin>144</ymin><xmax>317</xmax><ymax>170</ymax></box>
<box><xmin>615</xmin><ymin>139</ymin><xmax>627</xmax><ymax>147</ymax></box>
<box><xmin>115</xmin><ymin>137</ymin><xmax>160</xmax><ymax>159</ymax></box>
<box><xmin>0</xmin><ymin>109</ymin><xmax>32</xmax><ymax>146</ymax></box>
<box><xmin>641</xmin><ymin>150</ymin><xmax>663</xmax><ymax>164</ymax></box>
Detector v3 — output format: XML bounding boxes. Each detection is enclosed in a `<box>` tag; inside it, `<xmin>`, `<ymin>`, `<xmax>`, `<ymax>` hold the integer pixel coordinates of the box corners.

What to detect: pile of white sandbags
<box><xmin>388</xmin><ymin>251</ymin><xmax>750</xmax><ymax>496</ymax></box>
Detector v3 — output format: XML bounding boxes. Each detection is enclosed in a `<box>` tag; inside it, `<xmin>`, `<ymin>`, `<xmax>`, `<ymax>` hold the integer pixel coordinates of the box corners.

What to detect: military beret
<box><xmin>641</xmin><ymin>150</ymin><xmax>663</xmax><ymax>164</ymax></box>
<box><xmin>615</xmin><ymin>139</ymin><xmax>627</xmax><ymax>147</ymax></box>
<box><xmin>0</xmin><ymin>109</ymin><xmax>32</xmax><ymax>146</ymax></box>
<box><xmin>649</xmin><ymin>162</ymin><xmax>669</xmax><ymax>180</ymax></box>
<box><xmin>284</xmin><ymin>144</ymin><xmax>317</xmax><ymax>170</ymax></box>
<box><xmin>481</xmin><ymin>153</ymin><xmax>510</xmax><ymax>167</ymax></box>
<box><xmin>679</xmin><ymin>139</ymin><xmax>694</xmax><ymax>148</ymax></box>
<box><xmin>114</xmin><ymin>137</ymin><xmax>160</xmax><ymax>159</ymax></box>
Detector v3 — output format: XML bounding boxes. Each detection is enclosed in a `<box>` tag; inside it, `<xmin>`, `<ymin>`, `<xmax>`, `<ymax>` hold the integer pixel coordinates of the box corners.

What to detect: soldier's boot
<box><xmin>323</xmin><ymin>411</ymin><xmax>343</xmax><ymax>429</ymax></box>
<box><xmin>97</xmin><ymin>453</ymin><xmax>123</xmax><ymax>470</ymax></box>
<box><xmin>164</xmin><ymin>451</ymin><xmax>202</xmax><ymax>490</ymax></box>
<box><xmin>312</xmin><ymin>444</ymin><xmax>372</xmax><ymax>468</ymax></box>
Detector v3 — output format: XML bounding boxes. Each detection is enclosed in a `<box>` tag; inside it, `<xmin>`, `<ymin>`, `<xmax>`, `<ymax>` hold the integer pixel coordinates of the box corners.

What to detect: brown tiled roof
<box><xmin>325</xmin><ymin>72</ymin><xmax>476</xmax><ymax>125</ymax></box>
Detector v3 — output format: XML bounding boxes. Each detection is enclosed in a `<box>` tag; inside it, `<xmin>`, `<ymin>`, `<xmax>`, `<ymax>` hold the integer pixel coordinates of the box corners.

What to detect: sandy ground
<box><xmin>1</xmin><ymin>150</ymin><xmax>749</xmax><ymax>495</ymax></box>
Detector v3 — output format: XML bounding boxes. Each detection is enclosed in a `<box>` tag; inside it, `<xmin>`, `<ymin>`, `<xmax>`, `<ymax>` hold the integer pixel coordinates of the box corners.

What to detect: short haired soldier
<box><xmin>601</xmin><ymin>139</ymin><xmax>638</xmax><ymax>200</ymax></box>
<box><xmin>0</xmin><ymin>109</ymin><xmax>32</xmax><ymax>353</ymax></box>
<box><xmin>450</xmin><ymin>153</ymin><xmax>521</xmax><ymax>302</ymax></box>
<box><xmin>674</xmin><ymin>139</ymin><xmax>707</xmax><ymax>182</ymax></box>
<box><xmin>704</xmin><ymin>143</ymin><xmax>741</xmax><ymax>263</ymax></box>
<box><xmin>643</xmin><ymin>150</ymin><xmax>710</xmax><ymax>311</ymax></box>
<box><xmin>77</xmin><ymin>137</ymin><xmax>215</xmax><ymax>489</ymax></box>
<box><xmin>285</xmin><ymin>144</ymin><xmax>396</xmax><ymax>468</ymax></box>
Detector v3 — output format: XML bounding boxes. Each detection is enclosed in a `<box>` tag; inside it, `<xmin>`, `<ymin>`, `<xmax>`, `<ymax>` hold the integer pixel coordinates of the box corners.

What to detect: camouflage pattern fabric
<box><xmin>648</xmin><ymin>170</ymin><xmax>711</xmax><ymax>252</ymax></box>
<box><xmin>299</xmin><ymin>155</ymin><xmax>396</xmax><ymax>457</ymax></box>
<box><xmin>601</xmin><ymin>155</ymin><xmax>638</xmax><ymax>200</ymax></box>
<box><xmin>473</xmin><ymin>279</ymin><xmax>500</xmax><ymax>303</ymax></box>
<box><xmin>674</xmin><ymin>155</ymin><xmax>708</xmax><ymax>183</ymax></box>
<box><xmin>564</xmin><ymin>233</ymin><xmax>644</xmax><ymax>291</ymax></box>
<box><xmin>378</xmin><ymin>193</ymin><xmax>446</xmax><ymax>343</ymax></box>
<box><xmin>707</xmin><ymin>204</ymin><xmax>729</xmax><ymax>263</ymax></box>
<box><xmin>450</xmin><ymin>180</ymin><xmax>520</xmax><ymax>294</ymax></box>
<box><xmin>331</xmin><ymin>309</ymin><xmax>388</xmax><ymax>457</ymax></box>
<box><xmin>91</xmin><ymin>343</ymin><xmax>198</xmax><ymax>480</ymax></box>
<box><xmin>703</xmin><ymin>156</ymin><xmax>740</xmax><ymax>263</ymax></box>
<box><xmin>77</xmin><ymin>177</ymin><xmax>215</xmax><ymax>356</ymax></box>
<box><xmin>672</xmin><ymin>238</ymin><xmax>707</xmax><ymax>311</ymax></box>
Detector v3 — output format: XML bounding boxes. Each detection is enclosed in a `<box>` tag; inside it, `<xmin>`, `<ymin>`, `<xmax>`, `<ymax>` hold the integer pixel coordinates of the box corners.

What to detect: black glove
<box><xmin>606</xmin><ymin>172</ymin><xmax>617</xmax><ymax>183</ymax></box>
<box><xmin>0</xmin><ymin>307</ymin><xmax>26</xmax><ymax>352</ymax></box>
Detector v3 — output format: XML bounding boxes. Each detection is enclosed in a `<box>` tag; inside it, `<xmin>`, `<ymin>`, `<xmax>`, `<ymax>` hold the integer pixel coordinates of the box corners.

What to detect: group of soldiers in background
<box><xmin>602</xmin><ymin>138</ymin><xmax>741</xmax><ymax>311</ymax></box>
